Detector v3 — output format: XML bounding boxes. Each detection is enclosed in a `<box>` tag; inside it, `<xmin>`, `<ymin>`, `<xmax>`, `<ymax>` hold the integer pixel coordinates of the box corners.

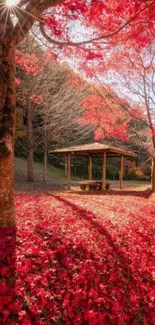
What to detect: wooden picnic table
<box><xmin>78</xmin><ymin>180</ymin><xmax>112</xmax><ymax>191</ymax></box>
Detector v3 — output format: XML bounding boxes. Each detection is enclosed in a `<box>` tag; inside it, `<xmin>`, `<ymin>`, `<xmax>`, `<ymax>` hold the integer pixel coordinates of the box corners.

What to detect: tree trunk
<box><xmin>27</xmin><ymin>147</ymin><xmax>34</xmax><ymax>182</ymax></box>
<box><xmin>43</xmin><ymin>114</ymin><xmax>48</xmax><ymax>182</ymax></box>
<box><xmin>151</xmin><ymin>156</ymin><xmax>155</xmax><ymax>193</ymax></box>
<box><xmin>0</xmin><ymin>36</ymin><xmax>16</xmax><ymax>226</ymax></box>
<box><xmin>27</xmin><ymin>103</ymin><xmax>34</xmax><ymax>182</ymax></box>
<box><xmin>151</xmin><ymin>136</ymin><xmax>155</xmax><ymax>193</ymax></box>
<box><xmin>43</xmin><ymin>147</ymin><xmax>48</xmax><ymax>182</ymax></box>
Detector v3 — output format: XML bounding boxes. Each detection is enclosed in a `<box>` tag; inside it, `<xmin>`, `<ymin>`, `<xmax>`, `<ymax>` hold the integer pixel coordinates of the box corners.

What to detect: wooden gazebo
<box><xmin>50</xmin><ymin>142</ymin><xmax>136</xmax><ymax>190</ymax></box>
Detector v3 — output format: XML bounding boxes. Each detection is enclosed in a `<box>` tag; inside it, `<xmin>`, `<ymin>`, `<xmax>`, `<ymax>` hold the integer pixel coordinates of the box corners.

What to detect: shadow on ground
<box><xmin>51</xmin><ymin>187</ymin><xmax>152</xmax><ymax>199</ymax></box>
<box><xmin>43</xmin><ymin>194</ymin><xmax>154</xmax><ymax>324</ymax></box>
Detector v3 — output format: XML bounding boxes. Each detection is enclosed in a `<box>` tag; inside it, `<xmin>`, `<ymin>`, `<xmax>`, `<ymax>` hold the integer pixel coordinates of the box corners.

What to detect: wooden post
<box><xmin>88</xmin><ymin>156</ymin><xmax>92</xmax><ymax>180</ymax></box>
<box><xmin>120</xmin><ymin>155</ymin><xmax>124</xmax><ymax>189</ymax></box>
<box><xmin>67</xmin><ymin>153</ymin><xmax>71</xmax><ymax>189</ymax></box>
<box><xmin>65</xmin><ymin>156</ymin><xmax>67</xmax><ymax>177</ymax></box>
<box><xmin>102</xmin><ymin>152</ymin><xmax>106</xmax><ymax>190</ymax></box>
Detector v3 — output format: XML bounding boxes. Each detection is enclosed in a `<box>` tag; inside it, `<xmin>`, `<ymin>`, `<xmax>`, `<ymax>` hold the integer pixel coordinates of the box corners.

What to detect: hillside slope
<box><xmin>14</xmin><ymin>157</ymin><xmax>67</xmax><ymax>192</ymax></box>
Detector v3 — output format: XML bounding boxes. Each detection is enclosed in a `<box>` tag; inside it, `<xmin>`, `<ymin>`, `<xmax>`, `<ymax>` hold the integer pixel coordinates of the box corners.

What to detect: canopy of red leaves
<box><xmin>41</xmin><ymin>0</ymin><xmax>155</xmax><ymax>77</ymax></box>
<box><xmin>45</xmin><ymin>0</ymin><xmax>155</xmax><ymax>48</ymax></box>
<box><xmin>79</xmin><ymin>87</ymin><xmax>130</xmax><ymax>141</ymax></box>
<box><xmin>0</xmin><ymin>191</ymin><xmax>155</xmax><ymax>324</ymax></box>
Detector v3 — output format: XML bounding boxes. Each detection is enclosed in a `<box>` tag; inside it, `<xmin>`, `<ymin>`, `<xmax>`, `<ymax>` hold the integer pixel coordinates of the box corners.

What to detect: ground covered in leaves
<box><xmin>0</xmin><ymin>190</ymin><xmax>155</xmax><ymax>324</ymax></box>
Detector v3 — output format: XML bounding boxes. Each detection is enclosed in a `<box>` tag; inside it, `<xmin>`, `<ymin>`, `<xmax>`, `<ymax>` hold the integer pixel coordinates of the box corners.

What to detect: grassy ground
<box><xmin>110</xmin><ymin>179</ymin><xmax>151</xmax><ymax>189</ymax></box>
<box><xmin>14</xmin><ymin>157</ymin><xmax>67</xmax><ymax>192</ymax></box>
<box><xmin>14</xmin><ymin>157</ymin><xmax>151</xmax><ymax>193</ymax></box>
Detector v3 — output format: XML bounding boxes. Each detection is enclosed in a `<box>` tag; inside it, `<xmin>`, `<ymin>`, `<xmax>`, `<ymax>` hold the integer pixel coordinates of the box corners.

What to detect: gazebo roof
<box><xmin>50</xmin><ymin>142</ymin><xmax>136</xmax><ymax>158</ymax></box>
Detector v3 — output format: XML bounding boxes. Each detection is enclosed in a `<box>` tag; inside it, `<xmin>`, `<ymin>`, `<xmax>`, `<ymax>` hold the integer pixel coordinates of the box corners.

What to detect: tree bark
<box><xmin>151</xmin><ymin>156</ymin><xmax>155</xmax><ymax>193</ymax></box>
<box><xmin>43</xmin><ymin>112</ymin><xmax>48</xmax><ymax>182</ymax></box>
<box><xmin>27</xmin><ymin>147</ymin><xmax>34</xmax><ymax>182</ymax></box>
<box><xmin>43</xmin><ymin>147</ymin><xmax>48</xmax><ymax>182</ymax></box>
<box><xmin>27</xmin><ymin>103</ymin><xmax>34</xmax><ymax>182</ymax></box>
<box><xmin>151</xmin><ymin>136</ymin><xmax>155</xmax><ymax>193</ymax></box>
<box><xmin>0</xmin><ymin>35</ymin><xmax>16</xmax><ymax>226</ymax></box>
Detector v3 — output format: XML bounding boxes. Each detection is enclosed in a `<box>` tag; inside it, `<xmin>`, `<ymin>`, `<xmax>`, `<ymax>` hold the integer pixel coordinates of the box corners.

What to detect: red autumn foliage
<box><xmin>15</xmin><ymin>49</ymin><xmax>43</xmax><ymax>76</ymax></box>
<box><xmin>79</xmin><ymin>87</ymin><xmax>130</xmax><ymax>141</ymax></box>
<box><xmin>29</xmin><ymin>94</ymin><xmax>44</xmax><ymax>105</ymax></box>
<box><xmin>44</xmin><ymin>0</ymin><xmax>155</xmax><ymax>50</ymax></box>
<box><xmin>15</xmin><ymin>78</ymin><xmax>22</xmax><ymax>86</ymax></box>
<box><xmin>13</xmin><ymin>0</ymin><xmax>155</xmax><ymax>145</ymax></box>
<box><xmin>0</xmin><ymin>192</ymin><xmax>155</xmax><ymax>324</ymax></box>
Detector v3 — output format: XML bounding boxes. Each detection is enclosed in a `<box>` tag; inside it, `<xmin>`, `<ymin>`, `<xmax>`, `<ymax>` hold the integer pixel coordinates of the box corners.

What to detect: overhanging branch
<box><xmin>14</xmin><ymin>0</ymin><xmax>155</xmax><ymax>46</ymax></box>
<box><xmin>39</xmin><ymin>0</ymin><xmax>155</xmax><ymax>47</ymax></box>
<box><xmin>13</xmin><ymin>0</ymin><xmax>65</xmax><ymax>44</ymax></box>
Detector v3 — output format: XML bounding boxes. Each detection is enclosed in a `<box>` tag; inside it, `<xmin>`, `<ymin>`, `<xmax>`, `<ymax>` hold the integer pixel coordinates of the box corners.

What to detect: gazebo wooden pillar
<box><xmin>67</xmin><ymin>153</ymin><xmax>71</xmax><ymax>189</ymax></box>
<box><xmin>51</xmin><ymin>143</ymin><xmax>136</xmax><ymax>191</ymax></box>
<box><xmin>102</xmin><ymin>151</ymin><xmax>106</xmax><ymax>190</ymax></box>
<box><xmin>88</xmin><ymin>156</ymin><xmax>92</xmax><ymax>180</ymax></box>
<box><xmin>119</xmin><ymin>155</ymin><xmax>124</xmax><ymax>189</ymax></box>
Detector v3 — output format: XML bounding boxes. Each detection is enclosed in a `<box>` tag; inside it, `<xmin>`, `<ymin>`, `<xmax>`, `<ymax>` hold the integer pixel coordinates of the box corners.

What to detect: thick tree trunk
<box><xmin>0</xmin><ymin>37</ymin><xmax>16</xmax><ymax>226</ymax></box>
<box><xmin>27</xmin><ymin>103</ymin><xmax>34</xmax><ymax>182</ymax></box>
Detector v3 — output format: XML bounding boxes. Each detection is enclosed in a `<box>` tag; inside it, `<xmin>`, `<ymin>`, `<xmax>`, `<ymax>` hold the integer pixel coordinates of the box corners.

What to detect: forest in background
<box><xmin>14</xmin><ymin>35</ymin><xmax>151</xmax><ymax>183</ymax></box>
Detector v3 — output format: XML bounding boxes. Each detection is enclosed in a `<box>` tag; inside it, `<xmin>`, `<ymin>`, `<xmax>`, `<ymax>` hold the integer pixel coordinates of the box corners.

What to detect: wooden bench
<box><xmin>78</xmin><ymin>180</ymin><xmax>112</xmax><ymax>191</ymax></box>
